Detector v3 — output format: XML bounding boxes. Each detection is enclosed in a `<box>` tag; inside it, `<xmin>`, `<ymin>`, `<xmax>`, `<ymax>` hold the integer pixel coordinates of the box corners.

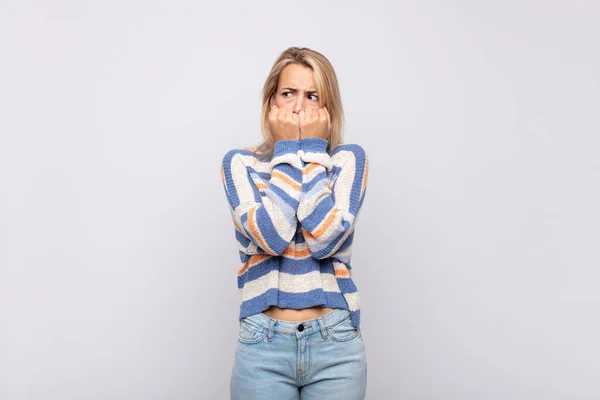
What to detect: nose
<box><xmin>293</xmin><ymin>95</ymin><xmax>304</xmax><ymax>114</ymax></box>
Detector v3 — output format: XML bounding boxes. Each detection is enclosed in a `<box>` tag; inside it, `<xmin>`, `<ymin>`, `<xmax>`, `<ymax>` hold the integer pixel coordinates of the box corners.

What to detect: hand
<box><xmin>298</xmin><ymin>106</ymin><xmax>331</xmax><ymax>140</ymax></box>
<box><xmin>268</xmin><ymin>104</ymin><xmax>300</xmax><ymax>142</ymax></box>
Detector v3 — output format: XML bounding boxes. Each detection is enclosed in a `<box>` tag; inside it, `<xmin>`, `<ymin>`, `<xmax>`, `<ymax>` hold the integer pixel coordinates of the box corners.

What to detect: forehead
<box><xmin>278</xmin><ymin>64</ymin><xmax>317</xmax><ymax>90</ymax></box>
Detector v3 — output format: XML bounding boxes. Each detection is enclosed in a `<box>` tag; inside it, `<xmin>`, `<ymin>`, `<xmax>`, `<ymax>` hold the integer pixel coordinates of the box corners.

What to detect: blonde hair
<box><xmin>249</xmin><ymin>47</ymin><xmax>345</xmax><ymax>161</ymax></box>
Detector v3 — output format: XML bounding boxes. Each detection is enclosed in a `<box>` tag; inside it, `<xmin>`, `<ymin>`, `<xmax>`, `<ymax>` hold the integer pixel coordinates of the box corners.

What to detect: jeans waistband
<box><xmin>243</xmin><ymin>308</ymin><xmax>352</xmax><ymax>336</ymax></box>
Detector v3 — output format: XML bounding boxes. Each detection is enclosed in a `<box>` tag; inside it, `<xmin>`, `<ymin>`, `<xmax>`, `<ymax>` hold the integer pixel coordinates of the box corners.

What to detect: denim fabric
<box><xmin>230</xmin><ymin>308</ymin><xmax>367</xmax><ymax>399</ymax></box>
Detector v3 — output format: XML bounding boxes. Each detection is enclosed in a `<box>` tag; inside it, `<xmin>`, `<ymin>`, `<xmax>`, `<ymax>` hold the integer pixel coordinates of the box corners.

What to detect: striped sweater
<box><xmin>220</xmin><ymin>137</ymin><xmax>369</xmax><ymax>328</ymax></box>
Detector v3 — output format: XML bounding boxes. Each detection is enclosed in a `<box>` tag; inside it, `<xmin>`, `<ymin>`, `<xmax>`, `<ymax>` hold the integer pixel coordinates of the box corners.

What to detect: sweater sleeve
<box><xmin>221</xmin><ymin>140</ymin><xmax>303</xmax><ymax>256</ymax></box>
<box><xmin>297</xmin><ymin>137</ymin><xmax>369</xmax><ymax>260</ymax></box>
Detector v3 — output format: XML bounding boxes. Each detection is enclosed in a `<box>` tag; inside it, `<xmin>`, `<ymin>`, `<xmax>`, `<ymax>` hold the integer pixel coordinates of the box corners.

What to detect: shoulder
<box><xmin>222</xmin><ymin>147</ymin><xmax>272</xmax><ymax>174</ymax></box>
<box><xmin>331</xmin><ymin>143</ymin><xmax>368</xmax><ymax>165</ymax></box>
<box><xmin>222</xmin><ymin>147</ymin><xmax>260</xmax><ymax>164</ymax></box>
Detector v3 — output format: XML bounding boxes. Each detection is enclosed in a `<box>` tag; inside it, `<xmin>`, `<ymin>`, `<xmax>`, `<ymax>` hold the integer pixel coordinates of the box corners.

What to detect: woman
<box><xmin>221</xmin><ymin>47</ymin><xmax>369</xmax><ymax>399</ymax></box>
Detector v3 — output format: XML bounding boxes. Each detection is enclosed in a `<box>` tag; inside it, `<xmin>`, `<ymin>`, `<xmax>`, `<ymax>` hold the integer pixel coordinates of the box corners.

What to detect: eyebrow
<box><xmin>281</xmin><ymin>87</ymin><xmax>318</xmax><ymax>94</ymax></box>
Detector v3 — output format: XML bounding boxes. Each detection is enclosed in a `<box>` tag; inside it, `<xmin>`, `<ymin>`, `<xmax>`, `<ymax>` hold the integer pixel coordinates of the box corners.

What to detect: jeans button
<box><xmin>297</xmin><ymin>323</ymin><xmax>304</xmax><ymax>332</ymax></box>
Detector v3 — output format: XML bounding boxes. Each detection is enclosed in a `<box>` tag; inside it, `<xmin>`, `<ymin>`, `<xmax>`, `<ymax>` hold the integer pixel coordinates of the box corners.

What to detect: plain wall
<box><xmin>1</xmin><ymin>1</ymin><xmax>599</xmax><ymax>399</ymax></box>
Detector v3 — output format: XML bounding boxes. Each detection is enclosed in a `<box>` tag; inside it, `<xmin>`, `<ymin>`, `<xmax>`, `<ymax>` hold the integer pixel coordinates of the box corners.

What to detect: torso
<box><xmin>240</xmin><ymin>147</ymin><xmax>345</xmax><ymax>323</ymax></box>
<box><xmin>261</xmin><ymin>306</ymin><xmax>336</xmax><ymax>322</ymax></box>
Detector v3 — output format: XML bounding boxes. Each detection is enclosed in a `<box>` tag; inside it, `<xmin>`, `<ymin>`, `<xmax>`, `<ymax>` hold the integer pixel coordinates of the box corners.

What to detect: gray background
<box><xmin>1</xmin><ymin>1</ymin><xmax>599</xmax><ymax>399</ymax></box>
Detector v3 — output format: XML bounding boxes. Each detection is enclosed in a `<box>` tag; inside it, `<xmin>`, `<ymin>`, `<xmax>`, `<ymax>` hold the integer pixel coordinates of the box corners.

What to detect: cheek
<box><xmin>274</xmin><ymin>96</ymin><xmax>295</xmax><ymax>110</ymax></box>
<box><xmin>276</xmin><ymin>94</ymin><xmax>291</xmax><ymax>103</ymax></box>
<box><xmin>307</xmin><ymin>98</ymin><xmax>321</xmax><ymax>108</ymax></box>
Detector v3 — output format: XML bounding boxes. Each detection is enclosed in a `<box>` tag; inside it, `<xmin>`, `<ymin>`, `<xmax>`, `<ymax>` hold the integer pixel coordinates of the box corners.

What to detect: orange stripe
<box><xmin>303</xmin><ymin>163</ymin><xmax>320</xmax><ymax>176</ymax></box>
<box><xmin>301</xmin><ymin>226</ymin><xmax>314</xmax><ymax>239</ymax></box>
<box><xmin>247</xmin><ymin>206</ymin><xmax>273</xmax><ymax>253</ymax></box>
<box><xmin>362</xmin><ymin>155</ymin><xmax>368</xmax><ymax>191</ymax></box>
<box><xmin>272</xmin><ymin>170</ymin><xmax>301</xmax><ymax>191</ymax></box>
<box><xmin>282</xmin><ymin>247</ymin><xmax>312</xmax><ymax>258</ymax></box>
<box><xmin>334</xmin><ymin>268</ymin><xmax>350</xmax><ymax>277</ymax></box>
<box><xmin>237</xmin><ymin>265</ymin><xmax>247</xmax><ymax>275</ymax></box>
<box><xmin>237</xmin><ymin>254</ymin><xmax>270</xmax><ymax>275</ymax></box>
<box><xmin>311</xmin><ymin>208</ymin><xmax>338</xmax><ymax>239</ymax></box>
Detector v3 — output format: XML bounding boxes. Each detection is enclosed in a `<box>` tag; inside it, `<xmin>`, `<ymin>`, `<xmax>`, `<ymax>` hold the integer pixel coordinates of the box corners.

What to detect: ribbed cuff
<box><xmin>274</xmin><ymin>139</ymin><xmax>301</xmax><ymax>156</ymax></box>
<box><xmin>300</xmin><ymin>137</ymin><xmax>328</xmax><ymax>154</ymax></box>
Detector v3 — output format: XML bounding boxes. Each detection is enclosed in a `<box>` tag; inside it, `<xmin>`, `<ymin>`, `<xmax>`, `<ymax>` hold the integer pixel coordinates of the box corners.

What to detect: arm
<box><xmin>296</xmin><ymin>137</ymin><xmax>369</xmax><ymax>260</ymax></box>
<box><xmin>221</xmin><ymin>140</ymin><xmax>303</xmax><ymax>256</ymax></box>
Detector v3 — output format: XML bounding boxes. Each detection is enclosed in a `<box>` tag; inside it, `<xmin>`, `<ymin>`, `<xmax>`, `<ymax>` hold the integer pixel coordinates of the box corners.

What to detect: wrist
<box><xmin>299</xmin><ymin>137</ymin><xmax>328</xmax><ymax>154</ymax></box>
<box><xmin>274</xmin><ymin>139</ymin><xmax>301</xmax><ymax>156</ymax></box>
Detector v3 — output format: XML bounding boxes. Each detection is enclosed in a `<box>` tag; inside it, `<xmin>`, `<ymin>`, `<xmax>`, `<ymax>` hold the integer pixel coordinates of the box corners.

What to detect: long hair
<box><xmin>249</xmin><ymin>47</ymin><xmax>345</xmax><ymax>161</ymax></box>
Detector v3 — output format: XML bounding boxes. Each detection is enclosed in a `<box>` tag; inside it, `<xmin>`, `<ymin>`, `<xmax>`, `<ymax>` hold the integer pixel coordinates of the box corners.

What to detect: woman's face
<box><xmin>270</xmin><ymin>64</ymin><xmax>322</xmax><ymax>113</ymax></box>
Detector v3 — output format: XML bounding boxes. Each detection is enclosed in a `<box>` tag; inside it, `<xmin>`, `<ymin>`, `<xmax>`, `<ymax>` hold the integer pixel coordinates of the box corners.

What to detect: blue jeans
<box><xmin>230</xmin><ymin>308</ymin><xmax>367</xmax><ymax>399</ymax></box>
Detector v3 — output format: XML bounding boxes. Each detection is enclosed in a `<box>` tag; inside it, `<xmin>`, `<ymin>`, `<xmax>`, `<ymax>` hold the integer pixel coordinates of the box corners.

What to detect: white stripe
<box><xmin>270</xmin><ymin>152</ymin><xmax>303</xmax><ymax>169</ymax></box>
<box><xmin>240</xmin><ymin>270</ymin><xmax>341</xmax><ymax>301</ymax></box>
<box><xmin>330</xmin><ymin>246</ymin><xmax>352</xmax><ymax>264</ymax></box>
<box><xmin>343</xmin><ymin>292</ymin><xmax>360</xmax><ymax>311</ymax></box>
<box><xmin>303</xmin><ymin>164</ymin><xmax>327</xmax><ymax>182</ymax></box>
<box><xmin>301</xmin><ymin>152</ymin><xmax>333</xmax><ymax>170</ymax></box>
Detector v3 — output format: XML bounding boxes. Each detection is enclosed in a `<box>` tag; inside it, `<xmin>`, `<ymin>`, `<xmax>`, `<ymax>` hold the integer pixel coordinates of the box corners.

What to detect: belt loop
<box><xmin>267</xmin><ymin>319</ymin><xmax>276</xmax><ymax>341</ymax></box>
<box><xmin>317</xmin><ymin>317</ymin><xmax>328</xmax><ymax>339</ymax></box>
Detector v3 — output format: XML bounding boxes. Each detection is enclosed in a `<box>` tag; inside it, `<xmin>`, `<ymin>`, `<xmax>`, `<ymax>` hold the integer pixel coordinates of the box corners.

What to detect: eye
<box><xmin>308</xmin><ymin>94</ymin><xmax>319</xmax><ymax>101</ymax></box>
<box><xmin>282</xmin><ymin>92</ymin><xmax>292</xmax><ymax>97</ymax></box>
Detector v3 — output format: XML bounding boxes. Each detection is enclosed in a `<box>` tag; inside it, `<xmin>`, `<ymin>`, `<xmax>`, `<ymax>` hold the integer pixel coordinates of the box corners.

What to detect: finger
<box><xmin>324</xmin><ymin>107</ymin><xmax>332</xmax><ymax>132</ymax></box>
<box><xmin>282</xmin><ymin>106</ymin><xmax>289</xmax><ymax>121</ymax></box>
<box><xmin>319</xmin><ymin>109</ymin><xmax>329</xmax><ymax>134</ymax></box>
<box><xmin>319</xmin><ymin>108</ymin><xmax>326</xmax><ymax>123</ymax></box>
<box><xmin>275</xmin><ymin>105</ymin><xmax>281</xmax><ymax>120</ymax></box>
<box><xmin>290</xmin><ymin>108</ymin><xmax>296</xmax><ymax>124</ymax></box>
<box><xmin>323</xmin><ymin>106</ymin><xmax>331</xmax><ymax>123</ymax></box>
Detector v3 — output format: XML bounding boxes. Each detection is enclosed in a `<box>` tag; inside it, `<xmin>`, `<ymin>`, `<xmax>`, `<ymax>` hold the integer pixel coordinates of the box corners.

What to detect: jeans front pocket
<box><xmin>326</xmin><ymin>315</ymin><xmax>362</xmax><ymax>342</ymax></box>
<box><xmin>237</xmin><ymin>317</ymin><xmax>268</xmax><ymax>344</ymax></box>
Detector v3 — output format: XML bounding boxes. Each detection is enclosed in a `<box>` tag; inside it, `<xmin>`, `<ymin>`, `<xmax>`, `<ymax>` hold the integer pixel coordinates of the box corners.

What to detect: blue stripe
<box><xmin>299</xmin><ymin>197</ymin><xmax>333</xmax><ymax>231</ymax></box>
<box><xmin>238</xmin><ymin>260</ymin><xmax>278</xmax><ymax>288</ymax></box>
<box><xmin>240</xmin><ymin>207</ymin><xmax>289</xmax><ymax>253</ymax></box>
<box><xmin>268</xmin><ymin>184</ymin><xmax>300</xmax><ymax>210</ymax></box>
<box><xmin>235</xmin><ymin>230</ymin><xmax>251</xmax><ymax>247</ymax></box>
<box><xmin>256</xmin><ymin>171</ymin><xmax>272</xmax><ymax>180</ymax></box>
<box><xmin>222</xmin><ymin>149</ymin><xmax>244</xmax><ymax>208</ymax></box>
<box><xmin>337</xmin><ymin>230</ymin><xmax>354</xmax><ymax>252</ymax></box>
<box><xmin>336</xmin><ymin>277</ymin><xmax>358</xmax><ymax>293</ymax></box>
<box><xmin>272</xmin><ymin>162</ymin><xmax>302</xmax><ymax>182</ymax></box>
<box><xmin>304</xmin><ymin>169</ymin><xmax>328</xmax><ymax>192</ymax></box>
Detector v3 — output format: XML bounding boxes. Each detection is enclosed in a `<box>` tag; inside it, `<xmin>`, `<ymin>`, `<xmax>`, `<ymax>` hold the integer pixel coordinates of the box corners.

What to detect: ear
<box><xmin>270</xmin><ymin>95</ymin><xmax>275</xmax><ymax>107</ymax></box>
